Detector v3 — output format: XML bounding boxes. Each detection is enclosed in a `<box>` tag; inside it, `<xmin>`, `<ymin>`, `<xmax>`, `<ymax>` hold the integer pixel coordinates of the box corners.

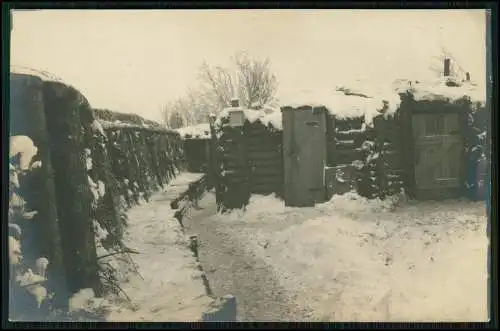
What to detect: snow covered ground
<box><xmin>72</xmin><ymin>172</ymin><xmax>214</xmax><ymax>322</ymax></box>
<box><xmin>215</xmin><ymin>192</ymin><xmax>489</xmax><ymax>322</ymax></box>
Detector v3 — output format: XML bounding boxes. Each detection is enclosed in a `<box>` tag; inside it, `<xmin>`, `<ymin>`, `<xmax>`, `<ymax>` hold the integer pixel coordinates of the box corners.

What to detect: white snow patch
<box><xmin>9</xmin><ymin>236</ymin><xmax>22</xmax><ymax>265</ymax></box>
<box><xmin>35</xmin><ymin>257</ymin><xmax>49</xmax><ymax>278</ymax></box>
<box><xmin>10</xmin><ymin>165</ymin><xmax>20</xmax><ymax>188</ymax></box>
<box><xmin>400</xmin><ymin>78</ymin><xmax>486</xmax><ymax>106</ymax></box>
<box><xmin>86</xmin><ymin>156</ymin><xmax>93</xmax><ymax>171</ymax></box>
<box><xmin>177</xmin><ymin>123</ymin><xmax>211</xmax><ymax>140</ymax></box>
<box><xmin>10</xmin><ymin>136</ymin><xmax>38</xmax><ymax>170</ymax></box>
<box><xmin>279</xmin><ymin>87</ymin><xmax>400</xmax><ymax>127</ymax></box>
<box><xmin>169</xmin><ymin>172</ymin><xmax>205</xmax><ymax>187</ymax></box>
<box><xmin>69</xmin><ymin>288</ymin><xmax>111</xmax><ymax>313</ymax></box>
<box><xmin>16</xmin><ymin>269</ymin><xmax>47</xmax><ymax>287</ymax></box>
<box><xmin>214</xmin><ymin>192</ymin><xmax>488</xmax><ymax>322</ymax></box>
<box><xmin>16</xmin><ymin>269</ymin><xmax>48</xmax><ymax>308</ymax></box>
<box><xmin>217</xmin><ymin>107</ymin><xmax>283</xmax><ymax>130</ymax></box>
<box><xmin>27</xmin><ymin>285</ymin><xmax>48</xmax><ymax>309</ymax></box>
<box><xmin>91</xmin><ymin>120</ymin><xmax>107</xmax><ymax>137</ymax></box>
<box><xmin>10</xmin><ymin>192</ymin><xmax>26</xmax><ymax>209</ymax></box>
<box><xmin>88</xmin><ymin>176</ymin><xmax>100</xmax><ymax>201</ymax></box>
<box><xmin>23</xmin><ymin>210</ymin><xmax>38</xmax><ymax>220</ymax></box>
<box><xmin>97</xmin><ymin>180</ymin><xmax>106</xmax><ymax>197</ymax></box>
<box><xmin>94</xmin><ymin>221</ymin><xmax>109</xmax><ymax>242</ymax></box>
<box><xmin>31</xmin><ymin>160</ymin><xmax>42</xmax><ymax>169</ymax></box>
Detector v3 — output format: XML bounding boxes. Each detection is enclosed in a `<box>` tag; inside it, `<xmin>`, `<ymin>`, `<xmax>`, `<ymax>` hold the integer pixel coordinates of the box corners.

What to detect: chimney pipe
<box><xmin>466</xmin><ymin>72</ymin><xmax>471</xmax><ymax>81</ymax></box>
<box><xmin>444</xmin><ymin>58</ymin><xmax>451</xmax><ymax>77</ymax></box>
<box><xmin>231</xmin><ymin>98</ymin><xmax>239</xmax><ymax>108</ymax></box>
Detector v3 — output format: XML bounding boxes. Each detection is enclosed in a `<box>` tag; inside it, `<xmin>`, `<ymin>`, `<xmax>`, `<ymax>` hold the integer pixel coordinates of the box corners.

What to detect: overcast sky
<box><xmin>11</xmin><ymin>9</ymin><xmax>486</xmax><ymax>122</ymax></box>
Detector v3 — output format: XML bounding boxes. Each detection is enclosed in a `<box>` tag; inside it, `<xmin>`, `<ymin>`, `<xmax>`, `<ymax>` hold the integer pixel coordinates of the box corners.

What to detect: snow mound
<box><xmin>278</xmin><ymin>87</ymin><xmax>400</xmax><ymax>127</ymax></box>
<box><xmin>321</xmin><ymin>191</ymin><xmax>397</xmax><ymax>214</ymax></box>
<box><xmin>277</xmin><ymin>76</ymin><xmax>485</xmax><ymax>128</ymax></box>
<box><xmin>177</xmin><ymin>123</ymin><xmax>211</xmax><ymax>140</ymax></box>
<box><xmin>69</xmin><ymin>288</ymin><xmax>113</xmax><ymax>314</ymax></box>
<box><xmin>99</xmin><ymin>120</ymin><xmax>151</xmax><ymax>130</ymax></box>
<box><xmin>398</xmin><ymin>77</ymin><xmax>486</xmax><ymax>106</ymax></box>
<box><xmin>215</xmin><ymin>193</ymin><xmax>488</xmax><ymax>322</ymax></box>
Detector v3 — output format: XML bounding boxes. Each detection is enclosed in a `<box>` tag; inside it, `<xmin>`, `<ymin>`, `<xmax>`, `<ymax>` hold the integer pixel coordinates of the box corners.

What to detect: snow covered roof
<box><xmin>279</xmin><ymin>87</ymin><xmax>400</xmax><ymax>126</ymax></box>
<box><xmin>176</xmin><ymin>123</ymin><xmax>211</xmax><ymax>140</ymax></box>
<box><xmin>397</xmin><ymin>77</ymin><xmax>486</xmax><ymax>106</ymax></box>
<box><xmin>278</xmin><ymin>77</ymin><xmax>486</xmax><ymax>126</ymax></box>
<box><xmin>218</xmin><ymin>106</ymin><xmax>283</xmax><ymax>131</ymax></box>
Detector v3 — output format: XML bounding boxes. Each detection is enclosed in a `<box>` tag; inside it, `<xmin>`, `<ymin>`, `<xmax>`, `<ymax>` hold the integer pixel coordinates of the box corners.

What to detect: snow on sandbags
<box><xmin>177</xmin><ymin>123</ymin><xmax>211</xmax><ymax>139</ymax></box>
<box><xmin>398</xmin><ymin>77</ymin><xmax>486</xmax><ymax>107</ymax></box>
<box><xmin>278</xmin><ymin>87</ymin><xmax>399</xmax><ymax>127</ymax></box>
<box><xmin>217</xmin><ymin>106</ymin><xmax>283</xmax><ymax>131</ymax></box>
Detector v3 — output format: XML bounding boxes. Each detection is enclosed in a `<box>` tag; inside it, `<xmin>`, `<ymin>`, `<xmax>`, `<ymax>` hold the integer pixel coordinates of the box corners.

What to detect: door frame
<box><xmin>282</xmin><ymin>106</ymin><xmax>327</xmax><ymax>207</ymax></box>
<box><xmin>400</xmin><ymin>100</ymin><xmax>468</xmax><ymax>200</ymax></box>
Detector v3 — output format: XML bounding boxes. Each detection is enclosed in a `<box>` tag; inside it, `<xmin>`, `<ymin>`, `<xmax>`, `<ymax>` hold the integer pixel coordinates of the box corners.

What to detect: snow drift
<box><xmin>216</xmin><ymin>192</ymin><xmax>488</xmax><ymax>322</ymax></box>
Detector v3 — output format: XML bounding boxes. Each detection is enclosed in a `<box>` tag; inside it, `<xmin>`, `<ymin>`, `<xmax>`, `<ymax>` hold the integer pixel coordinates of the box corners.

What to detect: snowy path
<box><xmin>182</xmin><ymin>193</ymin><xmax>309</xmax><ymax>322</ymax></box>
<box><xmin>102</xmin><ymin>173</ymin><xmax>214</xmax><ymax>322</ymax></box>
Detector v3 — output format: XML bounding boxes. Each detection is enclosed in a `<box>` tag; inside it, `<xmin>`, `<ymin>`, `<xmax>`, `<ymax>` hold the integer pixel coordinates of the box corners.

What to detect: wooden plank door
<box><xmin>412</xmin><ymin>113</ymin><xmax>463</xmax><ymax>198</ymax></box>
<box><xmin>283</xmin><ymin>107</ymin><xmax>327</xmax><ymax>206</ymax></box>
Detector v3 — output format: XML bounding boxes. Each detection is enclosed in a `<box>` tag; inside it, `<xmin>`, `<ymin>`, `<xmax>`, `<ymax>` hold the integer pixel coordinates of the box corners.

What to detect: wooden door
<box><xmin>283</xmin><ymin>107</ymin><xmax>327</xmax><ymax>206</ymax></box>
<box><xmin>412</xmin><ymin>113</ymin><xmax>463</xmax><ymax>198</ymax></box>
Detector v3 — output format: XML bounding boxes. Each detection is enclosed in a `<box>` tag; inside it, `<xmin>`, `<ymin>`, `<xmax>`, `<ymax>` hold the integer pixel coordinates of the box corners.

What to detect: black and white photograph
<box><xmin>7</xmin><ymin>8</ymin><xmax>492</xmax><ymax>323</ymax></box>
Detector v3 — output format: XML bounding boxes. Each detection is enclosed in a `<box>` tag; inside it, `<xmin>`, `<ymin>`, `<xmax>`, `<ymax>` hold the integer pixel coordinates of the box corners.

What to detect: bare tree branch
<box><xmin>160</xmin><ymin>52</ymin><xmax>279</xmax><ymax>127</ymax></box>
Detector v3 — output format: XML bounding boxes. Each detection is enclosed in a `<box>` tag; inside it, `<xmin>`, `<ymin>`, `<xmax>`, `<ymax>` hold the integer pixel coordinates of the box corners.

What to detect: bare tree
<box><xmin>161</xmin><ymin>52</ymin><xmax>278</xmax><ymax>127</ymax></box>
<box><xmin>234</xmin><ymin>52</ymin><xmax>278</xmax><ymax>109</ymax></box>
<box><xmin>161</xmin><ymin>89</ymin><xmax>211</xmax><ymax>129</ymax></box>
<box><xmin>198</xmin><ymin>52</ymin><xmax>278</xmax><ymax>110</ymax></box>
<box><xmin>162</xmin><ymin>100</ymin><xmax>190</xmax><ymax>129</ymax></box>
<box><xmin>198</xmin><ymin>61</ymin><xmax>236</xmax><ymax>111</ymax></box>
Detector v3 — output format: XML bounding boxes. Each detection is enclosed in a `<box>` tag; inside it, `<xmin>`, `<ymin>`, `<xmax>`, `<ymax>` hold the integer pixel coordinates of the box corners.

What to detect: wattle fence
<box><xmin>9</xmin><ymin>73</ymin><xmax>185</xmax><ymax>320</ymax></box>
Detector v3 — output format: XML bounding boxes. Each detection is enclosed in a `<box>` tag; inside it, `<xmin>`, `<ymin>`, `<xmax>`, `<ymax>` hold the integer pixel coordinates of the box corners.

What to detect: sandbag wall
<box><xmin>216</xmin><ymin>118</ymin><xmax>283</xmax><ymax>210</ymax></box>
<box><xmin>9</xmin><ymin>74</ymin><xmax>68</xmax><ymax>319</ymax></box>
<box><xmin>84</xmin><ymin>117</ymin><xmax>184</xmax><ymax>297</ymax></box>
<box><xmin>45</xmin><ymin>80</ymin><xmax>185</xmax><ymax>303</ymax></box>
<box><xmin>9</xmin><ymin>73</ymin><xmax>185</xmax><ymax>319</ymax></box>
<box><xmin>42</xmin><ymin>81</ymin><xmax>103</xmax><ymax>300</ymax></box>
